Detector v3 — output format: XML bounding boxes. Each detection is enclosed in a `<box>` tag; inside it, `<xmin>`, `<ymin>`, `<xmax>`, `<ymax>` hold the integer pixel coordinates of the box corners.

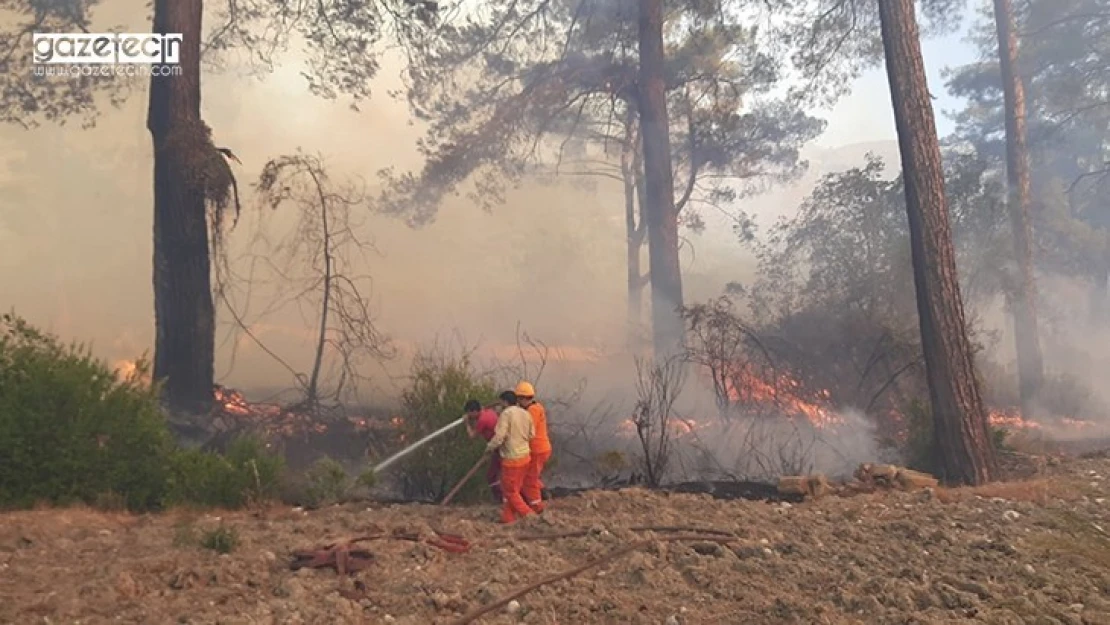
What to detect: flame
<box><xmin>390</xmin><ymin>416</ymin><xmax>407</xmax><ymax>442</ymax></box>
<box><xmin>987</xmin><ymin>409</ymin><xmax>1097</xmax><ymax>431</ymax></box>
<box><xmin>717</xmin><ymin>364</ymin><xmax>843</xmax><ymax>428</ymax></box>
<box><xmin>111</xmin><ymin>359</ymin><xmax>150</xmax><ymax>385</ymax></box>
<box><xmin>616</xmin><ymin>417</ymin><xmax>712</xmax><ymax>437</ymax></box>
<box><xmin>987</xmin><ymin>409</ymin><xmax>1042</xmax><ymax>430</ymax></box>
<box><xmin>611</xmin><ymin>364</ymin><xmax>843</xmax><ymax>441</ymax></box>
<box><xmin>209</xmin><ymin>385</ymin><xmax>380</xmax><ymax>437</ymax></box>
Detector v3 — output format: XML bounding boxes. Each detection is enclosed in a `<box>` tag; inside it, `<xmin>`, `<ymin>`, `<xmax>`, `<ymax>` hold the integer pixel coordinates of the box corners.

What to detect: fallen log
<box><xmin>777</xmin><ymin>474</ymin><xmax>832</xmax><ymax>498</ymax></box>
<box><xmin>777</xmin><ymin>476</ymin><xmax>810</xmax><ymax>496</ymax></box>
<box><xmin>896</xmin><ymin>468</ymin><xmax>938</xmax><ymax>490</ymax></box>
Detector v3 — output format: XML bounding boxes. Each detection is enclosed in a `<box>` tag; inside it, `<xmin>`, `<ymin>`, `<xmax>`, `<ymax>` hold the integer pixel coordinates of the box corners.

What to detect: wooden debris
<box><xmin>895</xmin><ymin>468</ymin><xmax>939</xmax><ymax>490</ymax></box>
<box><xmin>777</xmin><ymin>464</ymin><xmax>939</xmax><ymax>499</ymax></box>
<box><xmin>854</xmin><ymin>463</ymin><xmax>938</xmax><ymax>491</ymax></box>
<box><xmin>777</xmin><ymin>473</ymin><xmax>832</xmax><ymax>499</ymax></box>
<box><xmin>777</xmin><ymin>476</ymin><xmax>810</xmax><ymax>496</ymax></box>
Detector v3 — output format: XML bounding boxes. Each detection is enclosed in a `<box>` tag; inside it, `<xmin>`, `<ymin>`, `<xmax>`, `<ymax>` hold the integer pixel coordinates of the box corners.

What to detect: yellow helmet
<box><xmin>514</xmin><ymin>381</ymin><xmax>536</xmax><ymax>398</ymax></box>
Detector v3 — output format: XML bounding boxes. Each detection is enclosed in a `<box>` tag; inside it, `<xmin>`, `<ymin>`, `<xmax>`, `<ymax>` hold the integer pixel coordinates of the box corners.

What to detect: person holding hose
<box><xmin>463</xmin><ymin>399</ymin><xmax>501</xmax><ymax>502</ymax></box>
<box><xmin>486</xmin><ymin>390</ymin><xmax>536</xmax><ymax>524</ymax></box>
<box><xmin>515</xmin><ymin>381</ymin><xmax>552</xmax><ymax>513</ymax></box>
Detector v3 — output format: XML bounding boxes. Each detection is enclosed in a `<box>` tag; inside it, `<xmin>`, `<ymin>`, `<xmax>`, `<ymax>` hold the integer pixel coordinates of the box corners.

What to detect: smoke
<box><xmin>8</xmin><ymin>1</ymin><xmax>1109</xmax><ymax>491</ymax></box>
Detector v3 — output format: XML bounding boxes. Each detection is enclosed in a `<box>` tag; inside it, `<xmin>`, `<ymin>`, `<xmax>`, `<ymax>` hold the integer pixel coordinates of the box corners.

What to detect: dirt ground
<box><xmin>2</xmin><ymin>456</ymin><xmax>1110</xmax><ymax>625</ymax></box>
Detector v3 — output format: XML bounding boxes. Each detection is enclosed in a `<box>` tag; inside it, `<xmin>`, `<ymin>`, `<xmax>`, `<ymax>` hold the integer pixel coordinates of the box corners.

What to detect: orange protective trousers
<box><xmin>522</xmin><ymin>449</ymin><xmax>551</xmax><ymax>512</ymax></box>
<box><xmin>499</xmin><ymin>455</ymin><xmax>534</xmax><ymax>524</ymax></box>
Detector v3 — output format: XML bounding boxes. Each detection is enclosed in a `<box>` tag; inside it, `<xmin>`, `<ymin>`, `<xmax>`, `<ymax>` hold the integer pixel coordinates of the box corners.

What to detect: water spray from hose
<box><xmin>370</xmin><ymin>416</ymin><xmax>466</xmax><ymax>475</ymax></box>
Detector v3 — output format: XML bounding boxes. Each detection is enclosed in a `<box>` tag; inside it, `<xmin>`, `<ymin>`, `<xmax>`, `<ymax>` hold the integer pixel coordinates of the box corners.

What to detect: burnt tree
<box><xmin>619</xmin><ymin>110</ymin><xmax>649</xmax><ymax>343</ymax></box>
<box><xmin>877</xmin><ymin>0</ymin><xmax>997</xmax><ymax>485</ymax></box>
<box><xmin>148</xmin><ymin>0</ymin><xmax>214</xmax><ymax>415</ymax></box>
<box><xmin>991</xmin><ymin>0</ymin><xmax>1044</xmax><ymax>413</ymax></box>
<box><xmin>637</xmin><ymin>0</ymin><xmax>684</xmax><ymax>357</ymax></box>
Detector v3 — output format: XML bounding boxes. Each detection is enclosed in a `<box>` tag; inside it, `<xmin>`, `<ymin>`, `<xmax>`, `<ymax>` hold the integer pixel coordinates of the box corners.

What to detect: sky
<box><xmin>817</xmin><ymin>10</ymin><xmax>983</xmax><ymax>147</ymax></box>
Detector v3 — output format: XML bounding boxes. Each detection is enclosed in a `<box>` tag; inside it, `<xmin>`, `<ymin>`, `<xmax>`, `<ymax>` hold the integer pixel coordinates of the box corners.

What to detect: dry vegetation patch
<box><xmin>1</xmin><ymin>457</ymin><xmax>1109</xmax><ymax>624</ymax></box>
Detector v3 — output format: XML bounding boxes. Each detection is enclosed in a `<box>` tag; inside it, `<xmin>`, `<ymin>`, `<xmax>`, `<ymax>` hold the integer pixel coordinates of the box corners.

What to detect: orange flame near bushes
<box><xmin>718</xmin><ymin>364</ymin><xmax>843</xmax><ymax>428</ymax></box>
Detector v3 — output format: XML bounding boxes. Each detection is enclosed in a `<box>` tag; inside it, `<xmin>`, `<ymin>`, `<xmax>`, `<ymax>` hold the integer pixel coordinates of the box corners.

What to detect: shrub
<box><xmin>900</xmin><ymin>397</ymin><xmax>1009</xmax><ymax>474</ymax></box>
<box><xmin>200</xmin><ymin>525</ymin><xmax>239</xmax><ymax>554</ymax></box>
<box><xmin>165</xmin><ymin>435</ymin><xmax>284</xmax><ymax>508</ymax></box>
<box><xmin>303</xmin><ymin>456</ymin><xmax>351</xmax><ymax>507</ymax></box>
<box><xmin>0</xmin><ymin>313</ymin><xmax>173</xmax><ymax>511</ymax></box>
<box><xmin>901</xmin><ymin>398</ymin><xmax>935</xmax><ymax>474</ymax></box>
<box><xmin>394</xmin><ymin>351</ymin><xmax>499</xmax><ymax>502</ymax></box>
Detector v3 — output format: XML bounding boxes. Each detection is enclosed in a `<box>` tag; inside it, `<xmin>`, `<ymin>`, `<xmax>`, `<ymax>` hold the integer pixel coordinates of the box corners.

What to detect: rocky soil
<box><xmin>2</xmin><ymin>456</ymin><xmax>1110</xmax><ymax>625</ymax></box>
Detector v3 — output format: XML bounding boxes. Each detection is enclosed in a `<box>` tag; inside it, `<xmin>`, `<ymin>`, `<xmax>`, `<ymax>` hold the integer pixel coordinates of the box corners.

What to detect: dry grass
<box><xmin>1004</xmin><ymin>431</ymin><xmax>1064</xmax><ymax>456</ymax></box>
<box><xmin>933</xmin><ymin>478</ymin><xmax>1084</xmax><ymax>505</ymax></box>
<box><xmin>1026</xmin><ymin>509</ymin><xmax>1110</xmax><ymax>569</ymax></box>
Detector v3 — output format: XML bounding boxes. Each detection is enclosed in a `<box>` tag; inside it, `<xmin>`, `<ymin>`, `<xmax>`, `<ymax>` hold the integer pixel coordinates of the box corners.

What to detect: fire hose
<box><xmin>440</xmin><ymin>454</ymin><xmax>490</xmax><ymax>506</ymax></box>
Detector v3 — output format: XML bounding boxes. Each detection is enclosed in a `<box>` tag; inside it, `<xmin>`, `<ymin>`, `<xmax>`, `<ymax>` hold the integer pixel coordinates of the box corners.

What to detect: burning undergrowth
<box><xmin>113</xmin><ymin>310</ymin><xmax>1108</xmax><ymax>497</ymax></box>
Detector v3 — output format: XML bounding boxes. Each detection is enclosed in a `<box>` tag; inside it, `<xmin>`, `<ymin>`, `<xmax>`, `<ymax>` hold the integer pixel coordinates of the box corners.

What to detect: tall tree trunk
<box><xmin>148</xmin><ymin>0</ymin><xmax>214</xmax><ymax>415</ymax></box>
<box><xmin>1091</xmin><ymin>260</ymin><xmax>1109</xmax><ymax>323</ymax></box>
<box><xmin>992</xmin><ymin>0</ymin><xmax>1044</xmax><ymax>416</ymax></box>
<box><xmin>877</xmin><ymin>0</ymin><xmax>997</xmax><ymax>485</ymax></box>
<box><xmin>637</xmin><ymin>0</ymin><xmax>684</xmax><ymax>358</ymax></box>
<box><xmin>307</xmin><ymin>188</ymin><xmax>332</xmax><ymax>408</ymax></box>
<box><xmin>621</xmin><ymin>112</ymin><xmax>648</xmax><ymax>348</ymax></box>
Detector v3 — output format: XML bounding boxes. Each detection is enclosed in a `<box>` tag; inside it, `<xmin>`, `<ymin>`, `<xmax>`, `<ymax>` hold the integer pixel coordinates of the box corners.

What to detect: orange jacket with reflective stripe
<box><xmin>525</xmin><ymin>401</ymin><xmax>552</xmax><ymax>454</ymax></box>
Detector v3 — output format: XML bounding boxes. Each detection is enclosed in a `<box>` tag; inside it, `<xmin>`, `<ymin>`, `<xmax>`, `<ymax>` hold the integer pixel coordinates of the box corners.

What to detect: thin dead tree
<box><xmin>681</xmin><ymin>298</ymin><xmax>774</xmax><ymax>424</ymax></box>
<box><xmin>631</xmin><ymin>353</ymin><xmax>687</xmax><ymax>486</ymax></box>
<box><xmin>221</xmin><ymin>151</ymin><xmax>393</xmax><ymax>412</ymax></box>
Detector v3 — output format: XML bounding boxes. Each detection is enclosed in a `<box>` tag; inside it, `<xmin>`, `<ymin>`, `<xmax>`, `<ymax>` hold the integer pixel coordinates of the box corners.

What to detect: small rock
<box><xmin>691</xmin><ymin>542</ymin><xmax>724</xmax><ymax>557</ymax></box>
<box><xmin>1024</xmin><ymin>564</ymin><xmax>1036</xmax><ymax>575</ymax></box>
<box><xmin>383</xmin><ymin>616</ymin><xmax>396</xmax><ymax>623</ymax></box>
<box><xmin>935</xmin><ymin>582</ymin><xmax>979</xmax><ymax>609</ymax></box>
<box><xmin>116</xmin><ymin>572</ymin><xmax>140</xmax><ymax>599</ymax></box>
<box><xmin>1003</xmin><ymin>510</ymin><xmax>1021</xmax><ymax>522</ymax></box>
<box><xmin>1069</xmin><ymin>603</ymin><xmax>1084</xmax><ymax>612</ymax></box>
<box><xmin>664</xmin><ymin>616</ymin><xmax>680</xmax><ymax>625</ymax></box>
<box><xmin>506</xmin><ymin>600</ymin><xmax>522</xmax><ymax>614</ymax></box>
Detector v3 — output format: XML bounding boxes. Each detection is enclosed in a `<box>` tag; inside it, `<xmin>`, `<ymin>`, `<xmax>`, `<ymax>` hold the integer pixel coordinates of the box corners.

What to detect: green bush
<box><xmin>0</xmin><ymin>313</ymin><xmax>173</xmax><ymax>511</ymax></box>
<box><xmin>901</xmin><ymin>397</ymin><xmax>1009</xmax><ymax>475</ymax></box>
<box><xmin>165</xmin><ymin>436</ymin><xmax>284</xmax><ymax>508</ymax></box>
<box><xmin>901</xmin><ymin>398</ymin><xmax>936</xmax><ymax>474</ymax></box>
<box><xmin>394</xmin><ymin>352</ymin><xmax>499</xmax><ymax>502</ymax></box>
<box><xmin>200</xmin><ymin>525</ymin><xmax>239</xmax><ymax>554</ymax></box>
<box><xmin>303</xmin><ymin>456</ymin><xmax>351</xmax><ymax>507</ymax></box>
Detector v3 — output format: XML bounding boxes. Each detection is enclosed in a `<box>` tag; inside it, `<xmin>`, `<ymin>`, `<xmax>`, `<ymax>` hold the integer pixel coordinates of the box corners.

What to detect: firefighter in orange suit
<box><xmin>486</xmin><ymin>390</ymin><xmax>536</xmax><ymax>524</ymax></box>
<box><xmin>515</xmin><ymin>381</ymin><xmax>552</xmax><ymax>513</ymax></box>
